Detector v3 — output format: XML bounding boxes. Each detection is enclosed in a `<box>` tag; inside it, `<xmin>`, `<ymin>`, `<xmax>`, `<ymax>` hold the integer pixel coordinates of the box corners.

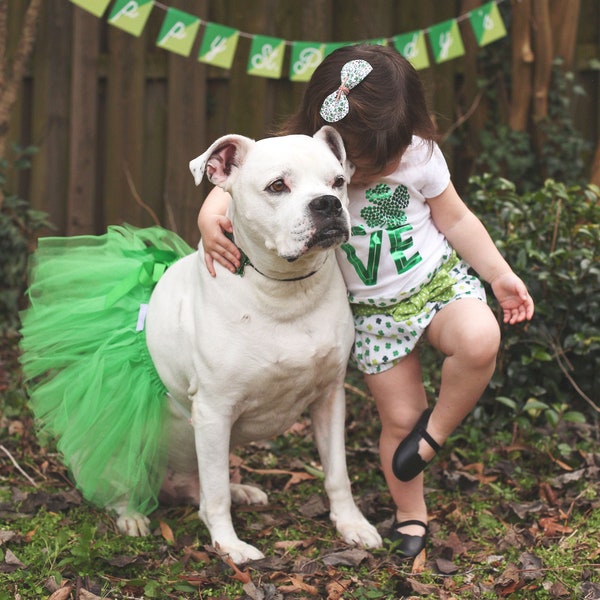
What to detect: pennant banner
<box><xmin>198</xmin><ymin>23</ymin><xmax>240</xmax><ymax>69</ymax></box>
<box><xmin>247</xmin><ymin>35</ymin><xmax>286</xmax><ymax>79</ymax></box>
<box><xmin>393</xmin><ymin>30</ymin><xmax>430</xmax><ymax>70</ymax></box>
<box><xmin>108</xmin><ymin>0</ymin><xmax>153</xmax><ymax>37</ymax></box>
<box><xmin>70</xmin><ymin>0</ymin><xmax>111</xmax><ymax>17</ymax></box>
<box><xmin>70</xmin><ymin>0</ymin><xmax>508</xmax><ymax>78</ymax></box>
<box><xmin>469</xmin><ymin>1</ymin><xmax>507</xmax><ymax>47</ymax></box>
<box><xmin>429</xmin><ymin>19</ymin><xmax>466</xmax><ymax>64</ymax></box>
<box><xmin>156</xmin><ymin>8</ymin><xmax>201</xmax><ymax>57</ymax></box>
<box><xmin>290</xmin><ymin>43</ymin><xmax>326</xmax><ymax>82</ymax></box>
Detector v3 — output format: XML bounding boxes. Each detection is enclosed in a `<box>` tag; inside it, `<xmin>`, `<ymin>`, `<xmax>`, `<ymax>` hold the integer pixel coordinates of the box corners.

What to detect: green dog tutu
<box><xmin>20</xmin><ymin>225</ymin><xmax>194</xmax><ymax>516</ymax></box>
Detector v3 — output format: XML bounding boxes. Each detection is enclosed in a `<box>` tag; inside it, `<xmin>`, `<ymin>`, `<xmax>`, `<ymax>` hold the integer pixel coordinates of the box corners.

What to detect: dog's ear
<box><xmin>189</xmin><ymin>135</ymin><xmax>255</xmax><ymax>188</ymax></box>
<box><xmin>313</xmin><ymin>126</ymin><xmax>355</xmax><ymax>180</ymax></box>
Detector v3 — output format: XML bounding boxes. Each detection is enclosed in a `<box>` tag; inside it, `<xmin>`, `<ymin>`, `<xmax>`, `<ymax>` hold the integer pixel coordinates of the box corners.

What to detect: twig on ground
<box><xmin>0</xmin><ymin>443</ymin><xmax>38</xmax><ymax>487</ymax></box>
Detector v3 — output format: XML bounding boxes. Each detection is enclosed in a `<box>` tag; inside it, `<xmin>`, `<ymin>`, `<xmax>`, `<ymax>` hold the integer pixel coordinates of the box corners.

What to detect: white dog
<box><xmin>122</xmin><ymin>126</ymin><xmax>381</xmax><ymax>564</ymax></box>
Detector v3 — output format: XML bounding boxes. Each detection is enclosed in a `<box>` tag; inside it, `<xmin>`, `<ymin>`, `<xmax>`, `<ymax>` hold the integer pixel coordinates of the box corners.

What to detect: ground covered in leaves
<box><xmin>1</xmin><ymin>336</ymin><xmax>599</xmax><ymax>600</ymax></box>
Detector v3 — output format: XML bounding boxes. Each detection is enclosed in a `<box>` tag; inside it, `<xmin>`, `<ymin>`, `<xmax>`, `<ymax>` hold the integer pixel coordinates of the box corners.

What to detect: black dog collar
<box><xmin>224</xmin><ymin>231</ymin><xmax>326</xmax><ymax>282</ymax></box>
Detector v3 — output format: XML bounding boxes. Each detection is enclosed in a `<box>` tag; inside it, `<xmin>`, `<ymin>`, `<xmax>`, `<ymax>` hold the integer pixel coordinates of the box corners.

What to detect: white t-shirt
<box><xmin>335</xmin><ymin>136</ymin><xmax>452</xmax><ymax>303</ymax></box>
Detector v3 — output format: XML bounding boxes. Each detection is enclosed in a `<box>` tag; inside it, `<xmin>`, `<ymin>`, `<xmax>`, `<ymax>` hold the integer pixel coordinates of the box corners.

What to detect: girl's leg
<box><xmin>364</xmin><ymin>351</ymin><xmax>429</xmax><ymax>535</ymax></box>
<box><xmin>421</xmin><ymin>297</ymin><xmax>501</xmax><ymax>460</ymax></box>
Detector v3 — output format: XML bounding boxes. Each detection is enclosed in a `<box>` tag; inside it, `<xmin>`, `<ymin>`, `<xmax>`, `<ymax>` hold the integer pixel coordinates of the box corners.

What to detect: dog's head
<box><xmin>190</xmin><ymin>127</ymin><xmax>353</xmax><ymax>263</ymax></box>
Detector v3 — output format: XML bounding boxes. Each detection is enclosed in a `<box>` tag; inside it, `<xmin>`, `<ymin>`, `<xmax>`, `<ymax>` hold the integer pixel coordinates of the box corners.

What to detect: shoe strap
<box><xmin>420</xmin><ymin>427</ymin><xmax>441</xmax><ymax>453</ymax></box>
<box><xmin>396</xmin><ymin>519</ymin><xmax>428</xmax><ymax>531</ymax></box>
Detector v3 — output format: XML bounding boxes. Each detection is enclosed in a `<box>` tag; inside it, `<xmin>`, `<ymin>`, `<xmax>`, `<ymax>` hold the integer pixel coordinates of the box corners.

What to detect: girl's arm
<box><xmin>427</xmin><ymin>182</ymin><xmax>534</xmax><ymax>324</ymax></box>
<box><xmin>197</xmin><ymin>186</ymin><xmax>241</xmax><ymax>276</ymax></box>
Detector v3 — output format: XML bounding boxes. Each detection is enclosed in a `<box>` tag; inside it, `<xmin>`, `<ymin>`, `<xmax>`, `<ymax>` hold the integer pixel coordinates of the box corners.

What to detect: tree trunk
<box><xmin>0</xmin><ymin>0</ymin><xmax>42</xmax><ymax>145</ymax></box>
<box><xmin>531</xmin><ymin>0</ymin><xmax>553</xmax><ymax>124</ymax></box>
<box><xmin>509</xmin><ymin>0</ymin><xmax>534</xmax><ymax>131</ymax></box>
<box><xmin>549</xmin><ymin>0</ymin><xmax>581</xmax><ymax>69</ymax></box>
<box><xmin>0</xmin><ymin>0</ymin><xmax>42</xmax><ymax>207</ymax></box>
<box><xmin>590</xmin><ymin>139</ymin><xmax>600</xmax><ymax>186</ymax></box>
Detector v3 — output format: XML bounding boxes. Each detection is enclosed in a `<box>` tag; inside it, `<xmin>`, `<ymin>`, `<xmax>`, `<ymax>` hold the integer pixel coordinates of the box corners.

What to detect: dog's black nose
<box><xmin>309</xmin><ymin>195</ymin><xmax>342</xmax><ymax>217</ymax></box>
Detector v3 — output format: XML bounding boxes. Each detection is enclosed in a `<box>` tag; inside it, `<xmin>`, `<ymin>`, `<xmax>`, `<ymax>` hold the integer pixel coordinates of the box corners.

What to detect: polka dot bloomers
<box><xmin>349</xmin><ymin>253</ymin><xmax>487</xmax><ymax>374</ymax></box>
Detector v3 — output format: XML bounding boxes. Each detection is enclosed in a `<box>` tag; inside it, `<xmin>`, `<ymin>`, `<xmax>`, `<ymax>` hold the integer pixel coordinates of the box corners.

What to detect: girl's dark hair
<box><xmin>277</xmin><ymin>44</ymin><xmax>437</xmax><ymax>172</ymax></box>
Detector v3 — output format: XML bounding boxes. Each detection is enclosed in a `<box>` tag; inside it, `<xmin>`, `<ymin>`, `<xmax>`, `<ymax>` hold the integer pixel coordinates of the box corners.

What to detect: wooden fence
<box><xmin>4</xmin><ymin>0</ymin><xmax>600</xmax><ymax>245</ymax></box>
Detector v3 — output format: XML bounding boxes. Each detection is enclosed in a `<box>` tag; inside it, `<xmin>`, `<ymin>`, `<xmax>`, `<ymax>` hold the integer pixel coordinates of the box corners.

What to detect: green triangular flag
<box><xmin>289</xmin><ymin>42</ymin><xmax>325</xmax><ymax>82</ymax></box>
<box><xmin>393</xmin><ymin>30</ymin><xmax>430</xmax><ymax>70</ymax></box>
<box><xmin>365</xmin><ymin>38</ymin><xmax>388</xmax><ymax>47</ymax></box>
<box><xmin>324</xmin><ymin>42</ymin><xmax>349</xmax><ymax>57</ymax></box>
<box><xmin>247</xmin><ymin>35</ymin><xmax>285</xmax><ymax>79</ymax></box>
<box><xmin>156</xmin><ymin>8</ymin><xmax>201</xmax><ymax>57</ymax></box>
<box><xmin>108</xmin><ymin>0</ymin><xmax>153</xmax><ymax>37</ymax></box>
<box><xmin>70</xmin><ymin>0</ymin><xmax>111</xmax><ymax>17</ymax></box>
<box><xmin>469</xmin><ymin>2</ymin><xmax>507</xmax><ymax>46</ymax></box>
<box><xmin>428</xmin><ymin>18</ymin><xmax>465</xmax><ymax>64</ymax></box>
<box><xmin>198</xmin><ymin>23</ymin><xmax>240</xmax><ymax>69</ymax></box>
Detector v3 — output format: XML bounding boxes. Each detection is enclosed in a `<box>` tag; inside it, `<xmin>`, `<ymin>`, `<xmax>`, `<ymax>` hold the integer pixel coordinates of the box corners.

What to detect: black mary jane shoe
<box><xmin>388</xmin><ymin>519</ymin><xmax>428</xmax><ymax>558</ymax></box>
<box><xmin>392</xmin><ymin>408</ymin><xmax>441</xmax><ymax>482</ymax></box>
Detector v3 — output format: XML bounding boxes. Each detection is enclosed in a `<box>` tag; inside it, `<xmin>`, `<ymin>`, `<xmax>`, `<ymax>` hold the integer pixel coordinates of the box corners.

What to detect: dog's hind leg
<box><xmin>111</xmin><ymin>501</ymin><xmax>151</xmax><ymax>536</ymax></box>
<box><xmin>230</xmin><ymin>483</ymin><xmax>268</xmax><ymax>506</ymax></box>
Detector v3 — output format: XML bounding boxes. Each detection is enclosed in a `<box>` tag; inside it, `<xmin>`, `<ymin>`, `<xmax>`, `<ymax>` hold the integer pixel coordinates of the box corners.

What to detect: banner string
<box><xmin>149</xmin><ymin>0</ymin><xmax>509</xmax><ymax>46</ymax></box>
<box><xmin>70</xmin><ymin>0</ymin><xmax>510</xmax><ymax>79</ymax></box>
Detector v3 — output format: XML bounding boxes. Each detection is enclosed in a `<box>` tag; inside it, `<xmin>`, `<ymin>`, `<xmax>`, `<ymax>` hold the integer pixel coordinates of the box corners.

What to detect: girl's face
<box><xmin>349</xmin><ymin>154</ymin><xmax>401</xmax><ymax>187</ymax></box>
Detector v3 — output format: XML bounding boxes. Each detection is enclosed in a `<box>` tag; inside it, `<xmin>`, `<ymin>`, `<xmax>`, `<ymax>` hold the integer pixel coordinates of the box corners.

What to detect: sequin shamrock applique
<box><xmin>360</xmin><ymin>184</ymin><xmax>410</xmax><ymax>229</ymax></box>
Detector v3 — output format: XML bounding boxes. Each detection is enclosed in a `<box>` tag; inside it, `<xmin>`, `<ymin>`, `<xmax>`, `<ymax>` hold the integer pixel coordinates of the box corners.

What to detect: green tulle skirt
<box><xmin>19</xmin><ymin>225</ymin><xmax>194</xmax><ymax>516</ymax></box>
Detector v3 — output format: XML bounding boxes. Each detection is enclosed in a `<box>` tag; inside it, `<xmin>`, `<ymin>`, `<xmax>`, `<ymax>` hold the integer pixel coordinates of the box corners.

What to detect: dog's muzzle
<box><xmin>307</xmin><ymin>195</ymin><xmax>350</xmax><ymax>250</ymax></box>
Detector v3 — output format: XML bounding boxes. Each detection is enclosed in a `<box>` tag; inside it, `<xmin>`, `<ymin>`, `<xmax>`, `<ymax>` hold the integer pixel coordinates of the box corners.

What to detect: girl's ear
<box><xmin>189</xmin><ymin>135</ymin><xmax>255</xmax><ymax>188</ymax></box>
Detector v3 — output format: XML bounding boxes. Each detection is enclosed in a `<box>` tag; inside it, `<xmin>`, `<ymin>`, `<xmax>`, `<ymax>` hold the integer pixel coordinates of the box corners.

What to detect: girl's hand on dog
<box><xmin>198</xmin><ymin>213</ymin><xmax>241</xmax><ymax>277</ymax></box>
<box><xmin>197</xmin><ymin>185</ymin><xmax>240</xmax><ymax>277</ymax></box>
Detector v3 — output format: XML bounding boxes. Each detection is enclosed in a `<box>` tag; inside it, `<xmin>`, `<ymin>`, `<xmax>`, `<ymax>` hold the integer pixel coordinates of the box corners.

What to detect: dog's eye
<box><xmin>333</xmin><ymin>176</ymin><xmax>346</xmax><ymax>189</ymax></box>
<box><xmin>266</xmin><ymin>179</ymin><xmax>288</xmax><ymax>193</ymax></box>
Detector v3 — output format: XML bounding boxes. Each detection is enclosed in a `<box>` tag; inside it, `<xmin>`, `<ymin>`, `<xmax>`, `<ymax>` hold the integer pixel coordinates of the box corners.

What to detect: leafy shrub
<box><xmin>467</xmin><ymin>175</ymin><xmax>599</xmax><ymax>423</ymax></box>
<box><xmin>474</xmin><ymin>63</ymin><xmax>591</xmax><ymax>193</ymax></box>
<box><xmin>0</xmin><ymin>145</ymin><xmax>52</xmax><ymax>335</ymax></box>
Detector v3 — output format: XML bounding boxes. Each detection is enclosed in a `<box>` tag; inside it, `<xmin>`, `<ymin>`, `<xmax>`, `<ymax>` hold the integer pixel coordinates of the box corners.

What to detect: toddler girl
<box><xmin>198</xmin><ymin>44</ymin><xmax>534</xmax><ymax>558</ymax></box>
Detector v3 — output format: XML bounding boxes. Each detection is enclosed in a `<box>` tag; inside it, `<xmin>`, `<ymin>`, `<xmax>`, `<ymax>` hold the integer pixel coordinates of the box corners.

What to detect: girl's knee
<box><xmin>460</xmin><ymin>318</ymin><xmax>500</xmax><ymax>366</ymax></box>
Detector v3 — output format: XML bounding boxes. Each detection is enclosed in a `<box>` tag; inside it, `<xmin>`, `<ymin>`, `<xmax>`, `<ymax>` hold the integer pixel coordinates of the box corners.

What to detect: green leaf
<box><xmin>495</xmin><ymin>396</ymin><xmax>518</xmax><ymax>410</ymax></box>
<box><xmin>562</xmin><ymin>411</ymin><xmax>587</xmax><ymax>424</ymax></box>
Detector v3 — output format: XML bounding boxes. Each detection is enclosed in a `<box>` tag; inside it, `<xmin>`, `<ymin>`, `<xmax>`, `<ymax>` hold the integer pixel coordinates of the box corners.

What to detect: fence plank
<box><xmin>103</xmin><ymin>25</ymin><xmax>146</xmax><ymax>227</ymax></box>
<box><xmin>67</xmin><ymin>7</ymin><xmax>100</xmax><ymax>235</ymax></box>
<box><xmin>28</xmin><ymin>0</ymin><xmax>72</xmax><ymax>232</ymax></box>
<box><xmin>165</xmin><ymin>48</ymin><xmax>208</xmax><ymax>242</ymax></box>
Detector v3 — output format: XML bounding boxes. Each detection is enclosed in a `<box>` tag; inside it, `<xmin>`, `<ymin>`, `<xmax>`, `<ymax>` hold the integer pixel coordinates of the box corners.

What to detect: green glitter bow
<box><xmin>319</xmin><ymin>59</ymin><xmax>373</xmax><ymax>123</ymax></box>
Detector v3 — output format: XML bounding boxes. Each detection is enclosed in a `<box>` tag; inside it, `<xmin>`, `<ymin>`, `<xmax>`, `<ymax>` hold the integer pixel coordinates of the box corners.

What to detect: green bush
<box><xmin>0</xmin><ymin>145</ymin><xmax>52</xmax><ymax>335</ymax></box>
<box><xmin>467</xmin><ymin>175</ymin><xmax>599</xmax><ymax>423</ymax></box>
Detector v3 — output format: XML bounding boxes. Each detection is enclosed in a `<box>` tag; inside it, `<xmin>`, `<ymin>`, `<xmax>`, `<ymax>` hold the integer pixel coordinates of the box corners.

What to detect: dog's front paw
<box><xmin>216</xmin><ymin>539</ymin><xmax>265</xmax><ymax>564</ymax></box>
<box><xmin>230</xmin><ymin>483</ymin><xmax>268</xmax><ymax>505</ymax></box>
<box><xmin>338</xmin><ymin>520</ymin><xmax>383</xmax><ymax>549</ymax></box>
<box><xmin>116</xmin><ymin>513</ymin><xmax>151</xmax><ymax>537</ymax></box>
<box><xmin>332</xmin><ymin>510</ymin><xmax>383</xmax><ymax>549</ymax></box>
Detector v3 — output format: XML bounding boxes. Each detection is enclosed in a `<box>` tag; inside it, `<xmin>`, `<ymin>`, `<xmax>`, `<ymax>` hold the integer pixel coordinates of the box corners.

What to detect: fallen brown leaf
<box><xmin>47</xmin><ymin>585</ymin><xmax>73</xmax><ymax>600</ymax></box>
<box><xmin>411</xmin><ymin>548</ymin><xmax>427</xmax><ymax>574</ymax></box>
<box><xmin>321</xmin><ymin>548</ymin><xmax>370</xmax><ymax>567</ymax></box>
<box><xmin>435</xmin><ymin>557</ymin><xmax>460</xmax><ymax>574</ymax></box>
<box><xmin>539</xmin><ymin>517</ymin><xmax>573</xmax><ymax>536</ymax></box>
<box><xmin>326</xmin><ymin>579</ymin><xmax>351</xmax><ymax>600</ymax></box>
<box><xmin>407</xmin><ymin>576</ymin><xmax>438</xmax><ymax>595</ymax></box>
<box><xmin>223</xmin><ymin>554</ymin><xmax>252</xmax><ymax>584</ymax></box>
<box><xmin>278</xmin><ymin>574</ymin><xmax>319</xmax><ymax>596</ymax></box>
<box><xmin>159</xmin><ymin>520</ymin><xmax>175</xmax><ymax>544</ymax></box>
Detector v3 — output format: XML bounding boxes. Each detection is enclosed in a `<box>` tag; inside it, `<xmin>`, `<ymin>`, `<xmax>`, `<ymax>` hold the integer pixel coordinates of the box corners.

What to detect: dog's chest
<box><xmin>147</xmin><ymin>254</ymin><xmax>354</xmax><ymax>443</ymax></box>
<box><xmin>214</xmin><ymin>306</ymin><xmax>351</xmax><ymax>443</ymax></box>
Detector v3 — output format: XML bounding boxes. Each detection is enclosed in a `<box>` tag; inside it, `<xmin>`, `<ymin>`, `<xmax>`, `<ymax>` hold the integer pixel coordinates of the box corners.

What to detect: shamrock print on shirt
<box><xmin>341</xmin><ymin>182</ymin><xmax>422</xmax><ymax>286</ymax></box>
<box><xmin>360</xmin><ymin>183</ymin><xmax>410</xmax><ymax>228</ymax></box>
